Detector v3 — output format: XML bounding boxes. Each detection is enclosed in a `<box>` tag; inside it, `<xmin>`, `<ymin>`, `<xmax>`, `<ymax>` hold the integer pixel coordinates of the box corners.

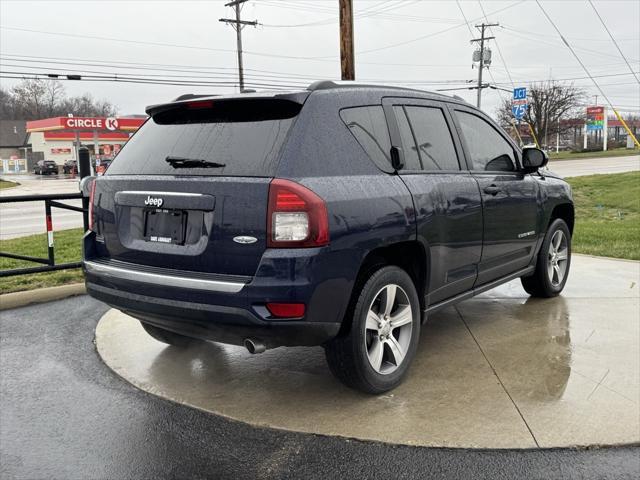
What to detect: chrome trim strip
<box><xmin>118</xmin><ymin>191</ymin><xmax>205</xmax><ymax>197</ymax></box>
<box><xmin>84</xmin><ymin>260</ymin><xmax>246</xmax><ymax>293</ymax></box>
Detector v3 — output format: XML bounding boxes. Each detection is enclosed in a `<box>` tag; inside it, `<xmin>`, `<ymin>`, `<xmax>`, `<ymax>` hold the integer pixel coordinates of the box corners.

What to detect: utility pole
<box><xmin>470</xmin><ymin>23</ymin><xmax>498</xmax><ymax>109</ymax></box>
<box><xmin>339</xmin><ymin>0</ymin><xmax>355</xmax><ymax>80</ymax></box>
<box><xmin>219</xmin><ymin>0</ymin><xmax>257</xmax><ymax>92</ymax></box>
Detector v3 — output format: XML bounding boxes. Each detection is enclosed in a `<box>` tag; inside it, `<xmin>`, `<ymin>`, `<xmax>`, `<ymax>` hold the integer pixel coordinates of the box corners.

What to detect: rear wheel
<box><xmin>521</xmin><ymin>218</ymin><xmax>571</xmax><ymax>297</ymax></box>
<box><xmin>325</xmin><ymin>265</ymin><xmax>420</xmax><ymax>394</ymax></box>
<box><xmin>139</xmin><ymin>322</ymin><xmax>197</xmax><ymax>348</ymax></box>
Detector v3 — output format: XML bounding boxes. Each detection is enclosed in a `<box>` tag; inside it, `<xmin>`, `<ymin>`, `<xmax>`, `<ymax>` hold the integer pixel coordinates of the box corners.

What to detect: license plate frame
<box><xmin>144</xmin><ymin>208</ymin><xmax>187</xmax><ymax>245</ymax></box>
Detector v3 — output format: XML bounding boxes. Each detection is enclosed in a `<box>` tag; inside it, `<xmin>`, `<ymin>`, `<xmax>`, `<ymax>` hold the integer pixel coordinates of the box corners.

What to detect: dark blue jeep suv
<box><xmin>83</xmin><ymin>81</ymin><xmax>573</xmax><ymax>393</ymax></box>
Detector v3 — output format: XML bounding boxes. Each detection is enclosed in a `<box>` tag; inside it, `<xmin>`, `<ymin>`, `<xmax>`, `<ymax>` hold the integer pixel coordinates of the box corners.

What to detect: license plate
<box><xmin>144</xmin><ymin>209</ymin><xmax>186</xmax><ymax>244</ymax></box>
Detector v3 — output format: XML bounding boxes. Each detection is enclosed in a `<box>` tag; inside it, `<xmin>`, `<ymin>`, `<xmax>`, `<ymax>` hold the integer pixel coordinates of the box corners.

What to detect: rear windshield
<box><xmin>107</xmin><ymin>99</ymin><xmax>300</xmax><ymax>177</ymax></box>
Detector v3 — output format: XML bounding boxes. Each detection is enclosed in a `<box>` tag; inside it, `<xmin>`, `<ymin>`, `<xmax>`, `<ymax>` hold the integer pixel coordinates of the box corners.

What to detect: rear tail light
<box><xmin>88</xmin><ymin>178</ymin><xmax>97</xmax><ymax>232</ymax></box>
<box><xmin>267</xmin><ymin>179</ymin><xmax>329</xmax><ymax>248</ymax></box>
<box><xmin>266</xmin><ymin>302</ymin><xmax>306</xmax><ymax>318</ymax></box>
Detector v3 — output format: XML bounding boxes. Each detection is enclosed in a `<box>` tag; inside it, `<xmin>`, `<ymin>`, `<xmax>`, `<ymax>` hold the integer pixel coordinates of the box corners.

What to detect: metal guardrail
<box><xmin>0</xmin><ymin>192</ymin><xmax>87</xmax><ymax>277</ymax></box>
<box><xmin>1</xmin><ymin>146</ymin><xmax>92</xmax><ymax>278</ymax></box>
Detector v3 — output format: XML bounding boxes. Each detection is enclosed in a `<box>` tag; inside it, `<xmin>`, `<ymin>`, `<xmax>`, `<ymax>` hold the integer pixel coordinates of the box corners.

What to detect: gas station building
<box><xmin>25</xmin><ymin>116</ymin><xmax>146</xmax><ymax>167</ymax></box>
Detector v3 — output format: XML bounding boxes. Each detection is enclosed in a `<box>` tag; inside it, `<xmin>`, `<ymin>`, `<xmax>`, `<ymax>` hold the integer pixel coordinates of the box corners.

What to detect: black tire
<box><xmin>325</xmin><ymin>265</ymin><xmax>421</xmax><ymax>394</ymax></box>
<box><xmin>139</xmin><ymin>322</ymin><xmax>197</xmax><ymax>348</ymax></box>
<box><xmin>521</xmin><ymin>218</ymin><xmax>571</xmax><ymax>298</ymax></box>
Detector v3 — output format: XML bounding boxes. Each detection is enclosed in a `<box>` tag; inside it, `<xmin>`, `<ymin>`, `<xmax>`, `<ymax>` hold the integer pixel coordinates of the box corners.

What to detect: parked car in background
<box><xmin>33</xmin><ymin>160</ymin><xmax>59</xmax><ymax>175</ymax></box>
<box><xmin>95</xmin><ymin>159</ymin><xmax>113</xmax><ymax>176</ymax></box>
<box><xmin>83</xmin><ymin>81</ymin><xmax>574</xmax><ymax>394</ymax></box>
<box><xmin>62</xmin><ymin>159</ymin><xmax>78</xmax><ymax>174</ymax></box>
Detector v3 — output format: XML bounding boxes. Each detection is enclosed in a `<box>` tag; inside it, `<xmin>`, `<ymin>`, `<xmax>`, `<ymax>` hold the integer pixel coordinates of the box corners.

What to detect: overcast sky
<box><xmin>1</xmin><ymin>0</ymin><xmax>638</xmax><ymax>118</ymax></box>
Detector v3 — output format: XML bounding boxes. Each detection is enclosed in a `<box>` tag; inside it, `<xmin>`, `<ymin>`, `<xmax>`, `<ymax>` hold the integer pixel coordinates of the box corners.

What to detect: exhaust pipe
<box><xmin>244</xmin><ymin>338</ymin><xmax>266</xmax><ymax>354</ymax></box>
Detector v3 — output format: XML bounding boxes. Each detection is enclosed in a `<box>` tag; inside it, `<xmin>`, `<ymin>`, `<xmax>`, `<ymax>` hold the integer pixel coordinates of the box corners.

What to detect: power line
<box><xmin>455</xmin><ymin>0</ymin><xmax>475</xmax><ymax>37</ymax></box>
<box><xmin>0</xmin><ymin>63</ymin><xmax>312</xmax><ymax>87</ymax></box>
<box><xmin>0</xmin><ymin>53</ymin><xmax>331</xmax><ymax>81</ymax></box>
<box><xmin>534</xmin><ymin>0</ymin><xmax>639</xmax><ymax>147</ymax></box>
<box><xmin>260</xmin><ymin>0</ymin><xmax>443</xmax><ymax>27</ymax></box>
<box><xmin>0</xmin><ymin>72</ymin><xmax>303</xmax><ymax>90</ymax></box>
<box><xmin>0</xmin><ymin>25</ymin><xmax>333</xmax><ymax>62</ymax></box>
<box><xmin>2</xmin><ymin>51</ymin><xmax>524</xmax><ymax>71</ymax></box>
<box><xmin>3</xmin><ymin>55</ymin><xmax>636</xmax><ymax>88</ymax></box>
<box><xmin>587</xmin><ymin>0</ymin><xmax>640</xmax><ymax>84</ymax></box>
<box><xmin>478</xmin><ymin>1</ymin><xmax>516</xmax><ymax>88</ymax></box>
<box><xmin>500</xmin><ymin>27</ymin><xmax>640</xmax><ymax>63</ymax></box>
<box><xmin>347</xmin><ymin>1</ymin><xmax>526</xmax><ymax>56</ymax></box>
<box><xmin>0</xmin><ymin>56</ymin><xmax>480</xmax><ymax>86</ymax></box>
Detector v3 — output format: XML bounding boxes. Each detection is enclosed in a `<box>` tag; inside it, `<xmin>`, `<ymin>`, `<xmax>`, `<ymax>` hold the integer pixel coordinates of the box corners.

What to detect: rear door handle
<box><xmin>483</xmin><ymin>185</ymin><xmax>501</xmax><ymax>195</ymax></box>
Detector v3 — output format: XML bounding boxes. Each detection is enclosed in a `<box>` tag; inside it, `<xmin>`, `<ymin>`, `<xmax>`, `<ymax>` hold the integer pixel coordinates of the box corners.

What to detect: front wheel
<box><xmin>325</xmin><ymin>266</ymin><xmax>421</xmax><ymax>394</ymax></box>
<box><xmin>521</xmin><ymin>218</ymin><xmax>571</xmax><ymax>297</ymax></box>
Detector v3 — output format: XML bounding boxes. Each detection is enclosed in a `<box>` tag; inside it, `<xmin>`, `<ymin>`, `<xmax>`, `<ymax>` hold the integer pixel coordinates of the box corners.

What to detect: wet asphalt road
<box><xmin>1</xmin><ymin>296</ymin><xmax>639</xmax><ymax>480</ymax></box>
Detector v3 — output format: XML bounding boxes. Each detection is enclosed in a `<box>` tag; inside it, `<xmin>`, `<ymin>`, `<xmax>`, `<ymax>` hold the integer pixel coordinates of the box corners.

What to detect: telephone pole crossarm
<box><xmin>219</xmin><ymin>18</ymin><xmax>258</xmax><ymax>27</ymax></box>
<box><xmin>470</xmin><ymin>36</ymin><xmax>495</xmax><ymax>42</ymax></box>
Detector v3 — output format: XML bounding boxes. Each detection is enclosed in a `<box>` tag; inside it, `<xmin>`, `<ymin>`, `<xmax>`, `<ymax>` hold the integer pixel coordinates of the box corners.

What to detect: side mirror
<box><xmin>521</xmin><ymin>147</ymin><xmax>548</xmax><ymax>173</ymax></box>
<box><xmin>390</xmin><ymin>146</ymin><xmax>404</xmax><ymax>171</ymax></box>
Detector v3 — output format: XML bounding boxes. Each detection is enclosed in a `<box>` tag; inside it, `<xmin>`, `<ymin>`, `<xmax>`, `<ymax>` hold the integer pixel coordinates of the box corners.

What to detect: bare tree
<box><xmin>1</xmin><ymin>79</ymin><xmax>118</xmax><ymax>120</ymax></box>
<box><xmin>0</xmin><ymin>86</ymin><xmax>18</xmax><ymax>119</ymax></box>
<box><xmin>496</xmin><ymin>81</ymin><xmax>585</xmax><ymax>147</ymax></box>
<box><xmin>44</xmin><ymin>80</ymin><xmax>65</xmax><ymax>117</ymax></box>
<box><xmin>11</xmin><ymin>79</ymin><xmax>47</xmax><ymax>119</ymax></box>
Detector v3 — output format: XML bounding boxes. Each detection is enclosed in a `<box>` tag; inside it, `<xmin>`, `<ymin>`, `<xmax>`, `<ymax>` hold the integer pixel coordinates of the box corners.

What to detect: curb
<box><xmin>573</xmin><ymin>253</ymin><xmax>640</xmax><ymax>264</ymax></box>
<box><xmin>0</xmin><ymin>283</ymin><xmax>86</xmax><ymax>311</ymax></box>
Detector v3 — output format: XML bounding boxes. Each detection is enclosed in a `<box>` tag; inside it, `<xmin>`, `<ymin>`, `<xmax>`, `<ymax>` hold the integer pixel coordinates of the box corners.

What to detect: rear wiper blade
<box><xmin>165</xmin><ymin>156</ymin><xmax>226</xmax><ymax>169</ymax></box>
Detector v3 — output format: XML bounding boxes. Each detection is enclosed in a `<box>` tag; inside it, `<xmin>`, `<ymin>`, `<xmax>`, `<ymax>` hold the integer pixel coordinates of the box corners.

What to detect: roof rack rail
<box><xmin>307</xmin><ymin>80</ymin><xmax>466</xmax><ymax>101</ymax></box>
<box><xmin>308</xmin><ymin>80</ymin><xmax>425</xmax><ymax>94</ymax></box>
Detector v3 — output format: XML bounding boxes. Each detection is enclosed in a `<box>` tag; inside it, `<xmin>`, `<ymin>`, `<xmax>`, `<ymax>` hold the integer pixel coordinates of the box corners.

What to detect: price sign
<box><xmin>586</xmin><ymin>106</ymin><xmax>604</xmax><ymax>131</ymax></box>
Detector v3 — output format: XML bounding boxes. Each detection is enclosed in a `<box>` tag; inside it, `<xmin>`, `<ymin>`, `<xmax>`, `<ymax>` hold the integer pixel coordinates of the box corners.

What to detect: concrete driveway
<box><xmin>95</xmin><ymin>254</ymin><xmax>640</xmax><ymax>450</ymax></box>
<box><xmin>1</xmin><ymin>295</ymin><xmax>639</xmax><ymax>479</ymax></box>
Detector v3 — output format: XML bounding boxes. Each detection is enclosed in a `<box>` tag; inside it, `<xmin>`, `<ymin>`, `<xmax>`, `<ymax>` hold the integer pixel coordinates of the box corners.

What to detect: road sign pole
<box><xmin>603</xmin><ymin>106</ymin><xmax>608</xmax><ymax>151</ymax></box>
<box><xmin>583</xmin><ymin>123</ymin><xmax>588</xmax><ymax>150</ymax></box>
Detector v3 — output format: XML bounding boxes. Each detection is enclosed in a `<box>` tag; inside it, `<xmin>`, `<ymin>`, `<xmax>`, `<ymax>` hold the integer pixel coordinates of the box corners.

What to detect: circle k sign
<box><xmin>105</xmin><ymin>117</ymin><xmax>119</xmax><ymax>131</ymax></box>
<box><xmin>63</xmin><ymin>117</ymin><xmax>120</xmax><ymax>130</ymax></box>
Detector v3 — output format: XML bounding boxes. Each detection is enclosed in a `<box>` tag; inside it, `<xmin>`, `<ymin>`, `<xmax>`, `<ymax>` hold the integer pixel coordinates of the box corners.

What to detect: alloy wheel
<box><xmin>547</xmin><ymin>230</ymin><xmax>569</xmax><ymax>287</ymax></box>
<box><xmin>364</xmin><ymin>284</ymin><xmax>413</xmax><ymax>375</ymax></box>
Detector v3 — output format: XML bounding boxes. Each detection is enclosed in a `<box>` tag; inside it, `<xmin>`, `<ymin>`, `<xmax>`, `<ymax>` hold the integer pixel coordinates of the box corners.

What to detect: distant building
<box><xmin>0</xmin><ymin>120</ymin><xmax>28</xmax><ymax>159</ymax></box>
<box><xmin>25</xmin><ymin>116</ymin><xmax>146</xmax><ymax>166</ymax></box>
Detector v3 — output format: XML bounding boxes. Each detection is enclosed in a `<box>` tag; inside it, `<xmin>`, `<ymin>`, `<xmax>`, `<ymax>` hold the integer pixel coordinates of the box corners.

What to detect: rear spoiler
<box><xmin>146</xmin><ymin>91</ymin><xmax>310</xmax><ymax>118</ymax></box>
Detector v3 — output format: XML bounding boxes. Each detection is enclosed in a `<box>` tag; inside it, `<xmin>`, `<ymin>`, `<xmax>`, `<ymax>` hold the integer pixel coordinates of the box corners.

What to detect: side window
<box><xmin>340</xmin><ymin>106</ymin><xmax>392</xmax><ymax>171</ymax></box>
<box><xmin>404</xmin><ymin>106</ymin><xmax>460</xmax><ymax>171</ymax></box>
<box><xmin>392</xmin><ymin>106</ymin><xmax>421</xmax><ymax>170</ymax></box>
<box><xmin>455</xmin><ymin>111</ymin><xmax>516</xmax><ymax>172</ymax></box>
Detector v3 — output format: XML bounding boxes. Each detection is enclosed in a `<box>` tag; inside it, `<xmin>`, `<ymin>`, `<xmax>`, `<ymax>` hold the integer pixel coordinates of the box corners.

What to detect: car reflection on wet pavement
<box><xmin>96</xmin><ymin>254</ymin><xmax>639</xmax><ymax>449</ymax></box>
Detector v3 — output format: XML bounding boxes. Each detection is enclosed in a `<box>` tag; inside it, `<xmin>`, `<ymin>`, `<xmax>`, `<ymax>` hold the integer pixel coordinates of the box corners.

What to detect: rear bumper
<box><xmin>86</xmin><ymin>282</ymin><xmax>340</xmax><ymax>348</ymax></box>
<box><xmin>83</xmin><ymin>232</ymin><xmax>355</xmax><ymax>348</ymax></box>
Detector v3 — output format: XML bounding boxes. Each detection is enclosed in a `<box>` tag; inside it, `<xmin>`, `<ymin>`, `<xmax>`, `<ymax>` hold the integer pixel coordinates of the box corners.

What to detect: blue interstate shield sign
<box><xmin>512</xmin><ymin>87</ymin><xmax>528</xmax><ymax>120</ymax></box>
<box><xmin>512</xmin><ymin>103</ymin><xmax>527</xmax><ymax>120</ymax></box>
